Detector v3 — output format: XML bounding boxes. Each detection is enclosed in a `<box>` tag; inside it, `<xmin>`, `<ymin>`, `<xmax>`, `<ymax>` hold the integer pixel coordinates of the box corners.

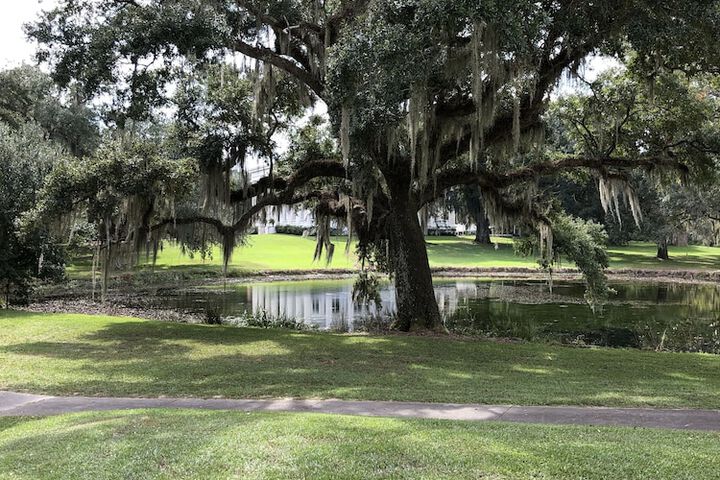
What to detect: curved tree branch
<box><xmin>231</xmin><ymin>40</ymin><xmax>325</xmax><ymax>97</ymax></box>
<box><xmin>423</xmin><ymin>155</ymin><xmax>689</xmax><ymax>206</ymax></box>
<box><xmin>230</xmin><ymin>159</ymin><xmax>346</xmax><ymax>203</ymax></box>
<box><xmin>149</xmin><ymin>159</ymin><xmax>347</xmax><ymax>238</ymax></box>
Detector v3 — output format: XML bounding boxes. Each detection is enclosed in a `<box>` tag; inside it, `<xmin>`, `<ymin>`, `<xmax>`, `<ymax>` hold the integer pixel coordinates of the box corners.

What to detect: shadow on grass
<box><xmin>2</xmin><ymin>315</ymin><xmax>720</xmax><ymax>408</ymax></box>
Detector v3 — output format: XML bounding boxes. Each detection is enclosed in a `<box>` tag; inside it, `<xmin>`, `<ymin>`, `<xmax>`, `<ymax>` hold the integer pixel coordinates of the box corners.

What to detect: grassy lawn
<box><xmin>1</xmin><ymin>411</ymin><xmax>718</xmax><ymax>479</ymax></box>
<box><xmin>67</xmin><ymin>235</ymin><xmax>720</xmax><ymax>278</ymax></box>
<box><xmin>2</xmin><ymin>310</ymin><xmax>719</xmax><ymax>409</ymax></box>
<box><xmin>606</xmin><ymin>242</ymin><xmax>720</xmax><ymax>270</ymax></box>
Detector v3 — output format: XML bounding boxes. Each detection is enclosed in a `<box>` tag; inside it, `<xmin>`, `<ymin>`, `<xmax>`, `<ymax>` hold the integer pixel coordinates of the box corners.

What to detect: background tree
<box><xmin>0</xmin><ymin>123</ymin><xmax>66</xmax><ymax>305</ymax></box>
<box><xmin>38</xmin><ymin>132</ymin><xmax>199</xmax><ymax>301</ymax></box>
<box><xmin>438</xmin><ymin>186</ymin><xmax>493</xmax><ymax>244</ymax></box>
<box><xmin>635</xmin><ymin>179</ymin><xmax>720</xmax><ymax>259</ymax></box>
<box><xmin>30</xmin><ymin>0</ymin><xmax>720</xmax><ymax>330</ymax></box>
<box><xmin>0</xmin><ymin>65</ymin><xmax>98</xmax><ymax>305</ymax></box>
<box><xmin>0</xmin><ymin>66</ymin><xmax>97</xmax><ymax>156</ymax></box>
<box><xmin>552</xmin><ymin>68</ymin><xmax>720</xmax><ymax>258</ymax></box>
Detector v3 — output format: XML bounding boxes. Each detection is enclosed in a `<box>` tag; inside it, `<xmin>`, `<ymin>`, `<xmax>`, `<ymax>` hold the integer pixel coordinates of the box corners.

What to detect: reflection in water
<box><xmin>152</xmin><ymin>279</ymin><xmax>720</xmax><ymax>353</ymax></box>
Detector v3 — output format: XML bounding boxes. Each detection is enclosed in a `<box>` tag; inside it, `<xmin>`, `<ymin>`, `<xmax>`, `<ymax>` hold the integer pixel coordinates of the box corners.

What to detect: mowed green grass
<box><xmin>606</xmin><ymin>242</ymin><xmax>720</xmax><ymax>270</ymax></box>
<box><xmin>66</xmin><ymin>235</ymin><xmax>720</xmax><ymax>278</ymax></box>
<box><xmin>2</xmin><ymin>311</ymin><xmax>719</xmax><ymax>409</ymax></box>
<box><xmin>1</xmin><ymin>410</ymin><xmax>718</xmax><ymax>480</ymax></box>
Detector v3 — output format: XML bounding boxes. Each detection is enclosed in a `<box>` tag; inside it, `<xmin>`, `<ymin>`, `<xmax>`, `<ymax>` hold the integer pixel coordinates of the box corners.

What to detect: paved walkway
<box><xmin>2</xmin><ymin>391</ymin><xmax>719</xmax><ymax>431</ymax></box>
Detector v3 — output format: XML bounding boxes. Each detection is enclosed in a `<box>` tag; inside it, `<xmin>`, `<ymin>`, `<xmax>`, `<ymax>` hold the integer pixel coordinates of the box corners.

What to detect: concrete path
<box><xmin>2</xmin><ymin>391</ymin><xmax>719</xmax><ymax>431</ymax></box>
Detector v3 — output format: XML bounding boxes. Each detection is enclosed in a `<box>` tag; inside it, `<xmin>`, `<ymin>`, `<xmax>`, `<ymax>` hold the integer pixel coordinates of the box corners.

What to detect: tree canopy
<box><xmin>551</xmin><ymin>68</ymin><xmax>720</xmax><ymax>255</ymax></box>
<box><xmin>0</xmin><ymin>65</ymin><xmax>102</xmax><ymax>305</ymax></box>
<box><xmin>27</xmin><ymin>0</ymin><xmax>720</xmax><ymax>329</ymax></box>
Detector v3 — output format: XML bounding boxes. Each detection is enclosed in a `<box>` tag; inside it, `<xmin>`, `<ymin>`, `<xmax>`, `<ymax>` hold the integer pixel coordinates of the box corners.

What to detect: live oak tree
<box><xmin>553</xmin><ymin>68</ymin><xmax>720</xmax><ymax>258</ymax></box>
<box><xmin>30</xmin><ymin>0</ymin><xmax>720</xmax><ymax>331</ymax></box>
<box><xmin>438</xmin><ymin>186</ymin><xmax>492</xmax><ymax>244</ymax></box>
<box><xmin>39</xmin><ymin>132</ymin><xmax>199</xmax><ymax>301</ymax></box>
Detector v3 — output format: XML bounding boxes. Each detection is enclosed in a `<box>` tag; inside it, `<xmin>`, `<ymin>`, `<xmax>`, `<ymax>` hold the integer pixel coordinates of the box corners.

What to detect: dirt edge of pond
<box><xmin>37</xmin><ymin>266</ymin><xmax>720</xmax><ymax>303</ymax></box>
<box><xmin>210</xmin><ymin>266</ymin><xmax>720</xmax><ymax>285</ymax></box>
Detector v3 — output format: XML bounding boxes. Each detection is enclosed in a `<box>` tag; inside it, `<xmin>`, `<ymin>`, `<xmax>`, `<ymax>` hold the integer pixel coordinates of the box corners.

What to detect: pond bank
<box><xmin>48</xmin><ymin>266</ymin><xmax>720</xmax><ymax>294</ymax></box>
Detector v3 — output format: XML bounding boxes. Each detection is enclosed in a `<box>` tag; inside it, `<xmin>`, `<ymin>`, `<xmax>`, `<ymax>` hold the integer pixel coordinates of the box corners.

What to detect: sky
<box><xmin>0</xmin><ymin>0</ymin><xmax>56</xmax><ymax>69</ymax></box>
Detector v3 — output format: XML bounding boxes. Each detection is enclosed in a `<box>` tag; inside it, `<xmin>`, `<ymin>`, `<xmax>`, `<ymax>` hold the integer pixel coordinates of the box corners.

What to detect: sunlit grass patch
<box><xmin>0</xmin><ymin>410</ymin><xmax>718</xmax><ymax>480</ymax></box>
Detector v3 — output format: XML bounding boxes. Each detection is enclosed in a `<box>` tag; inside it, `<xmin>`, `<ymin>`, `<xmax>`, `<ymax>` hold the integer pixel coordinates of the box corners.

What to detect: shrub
<box><xmin>274</xmin><ymin>225</ymin><xmax>308</xmax><ymax>236</ymax></box>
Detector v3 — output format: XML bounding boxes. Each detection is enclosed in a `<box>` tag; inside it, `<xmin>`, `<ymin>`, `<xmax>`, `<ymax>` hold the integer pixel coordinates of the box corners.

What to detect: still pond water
<box><xmin>148</xmin><ymin>278</ymin><xmax>720</xmax><ymax>353</ymax></box>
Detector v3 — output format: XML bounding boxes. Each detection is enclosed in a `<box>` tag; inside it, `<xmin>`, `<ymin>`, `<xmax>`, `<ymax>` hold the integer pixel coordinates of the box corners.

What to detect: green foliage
<box><xmin>32</xmin><ymin>133</ymin><xmax>200</xmax><ymax>300</ymax></box>
<box><xmin>549</xmin><ymin>70</ymin><xmax>720</xmax><ymax>249</ymax></box>
<box><xmin>29</xmin><ymin>0</ymin><xmax>229</xmax><ymax>126</ymax></box>
<box><xmin>0</xmin><ymin>65</ymin><xmax>98</xmax><ymax>156</ymax></box>
<box><xmin>0</xmin><ymin>123</ymin><xmax>67</xmax><ymax>304</ymax></box>
<box><xmin>551</xmin><ymin>68</ymin><xmax>720</xmax><ymax>166</ymax></box>
<box><xmin>547</xmin><ymin>172</ymin><xmax>635</xmax><ymax>245</ymax></box>
<box><xmin>280</xmin><ymin>115</ymin><xmax>339</xmax><ymax>173</ymax></box>
<box><xmin>352</xmin><ymin>270</ymin><xmax>383</xmax><ymax>310</ymax></box>
<box><xmin>0</xmin><ymin>64</ymin><xmax>101</xmax><ymax>303</ymax></box>
<box><xmin>172</xmin><ymin>65</ymin><xmax>265</xmax><ymax>169</ymax></box>
<box><xmin>225</xmin><ymin>309</ymin><xmax>318</xmax><ymax>331</ymax></box>
<box><xmin>274</xmin><ymin>225</ymin><xmax>306</xmax><ymax>236</ymax></box>
<box><xmin>516</xmin><ymin>213</ymin><xmax>610</xmax><ymax>305</ymax></box>
<box><xmin>39</xmin><ymin>136</ymin><xmax>198</xmax><ymax>226</ymax></box>
<box><xmin>0</xmin><ymin>65</ymin><xmax>53</xmax><ymax>129</ymax></box>
<box><xmin>550</xmin><ymin>214</ymin><xmax>611</xmax><ymax>305</ymax></box>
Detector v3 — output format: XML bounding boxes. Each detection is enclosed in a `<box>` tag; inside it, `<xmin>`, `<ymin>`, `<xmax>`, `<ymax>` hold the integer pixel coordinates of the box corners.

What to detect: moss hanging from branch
<box><xmin>340</xmin><ymin>193</ymin><xmax>354</xmax><ymax>254</ymax></box>
<box><xmin>512</xmin><ymin>92</ymin><xmax>521</xmax><ymax>154</ymax></box>
<box><xmin>470</xmin><ymin>21</ymin><xmax>504</xmax><ymax>165</ymax></box>
<box><xmin>202</xmin><ymin>161</ymin><xmax>233</xmax><ymax>211</ymax></box>
<box><xmin>313</xmin><ymin>211</ymin><xmax>335</xmax><ymax>264</ymax></box>
<box><xmin>538</xmin><ymin>221</ymin><xmax>554</xmax><ymax>261</ymax></box>
<box><xmin>221</xmin><ymin>228</ymin><xmax>236</xmax><ymax>275</ymax></box>
<box><xmin>365</xmin><ymin>190</ymin><xmax>374</xmax><ymax>228</ymax></box>
<box><xmin>407</xmin><ymin>85</ymin><xmax>422</xmax><ymax>178</ymax></box>
<box><xmin>598</xmin><ymin>175</ymin><xmax>643</xmax><ymax>227</ymax></box>
<box><xmin>341</xmin><ymin>104</ymin><xmax>351</xmax><ymax>168</ymax></box>
<box><xmin>480</xmin><ymin>187</ymin><xmax>520</xmax><ymax>236</ymax></box>
<box><xmin>406</xmin><ymin>84</ymin><xmax>436</xmax><ymax>189</ymax></box>
<box><xmin>253</xmin><ymin>63</ymin><xmax>277</xmax><ymax>120</ymax></box>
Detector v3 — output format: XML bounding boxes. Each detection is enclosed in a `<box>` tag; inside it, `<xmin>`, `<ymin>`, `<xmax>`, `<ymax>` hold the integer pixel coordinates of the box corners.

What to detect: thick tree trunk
<box><xmin>475</xmin><ymin>214</ymin><xmax>492</xmax><ymax>244</ymax></box>
<box><xmin>386</xmin><ymin>186</ymin><xmax>443</xmax><ymax>332</ymax></box>
<box><xmin>675</xmin><ymin>231</ymin><xmax>689</xmax><ymax>247</ymax></box>
<box><xmin>656</xmin><ymin>240</ymin><xmax>669</xmax><ymax>260</ymax></box>
<box><xmin>464</xmin><ymin>186</ymin><xmax>491</xmax><ymax>244</ymax></box>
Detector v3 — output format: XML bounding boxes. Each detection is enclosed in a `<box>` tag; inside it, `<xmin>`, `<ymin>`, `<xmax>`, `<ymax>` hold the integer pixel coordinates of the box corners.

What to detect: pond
<box><xmin>145</xmin><ymin>278</ymin><xmax>720</xmax><ymax>353</ymax></box>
